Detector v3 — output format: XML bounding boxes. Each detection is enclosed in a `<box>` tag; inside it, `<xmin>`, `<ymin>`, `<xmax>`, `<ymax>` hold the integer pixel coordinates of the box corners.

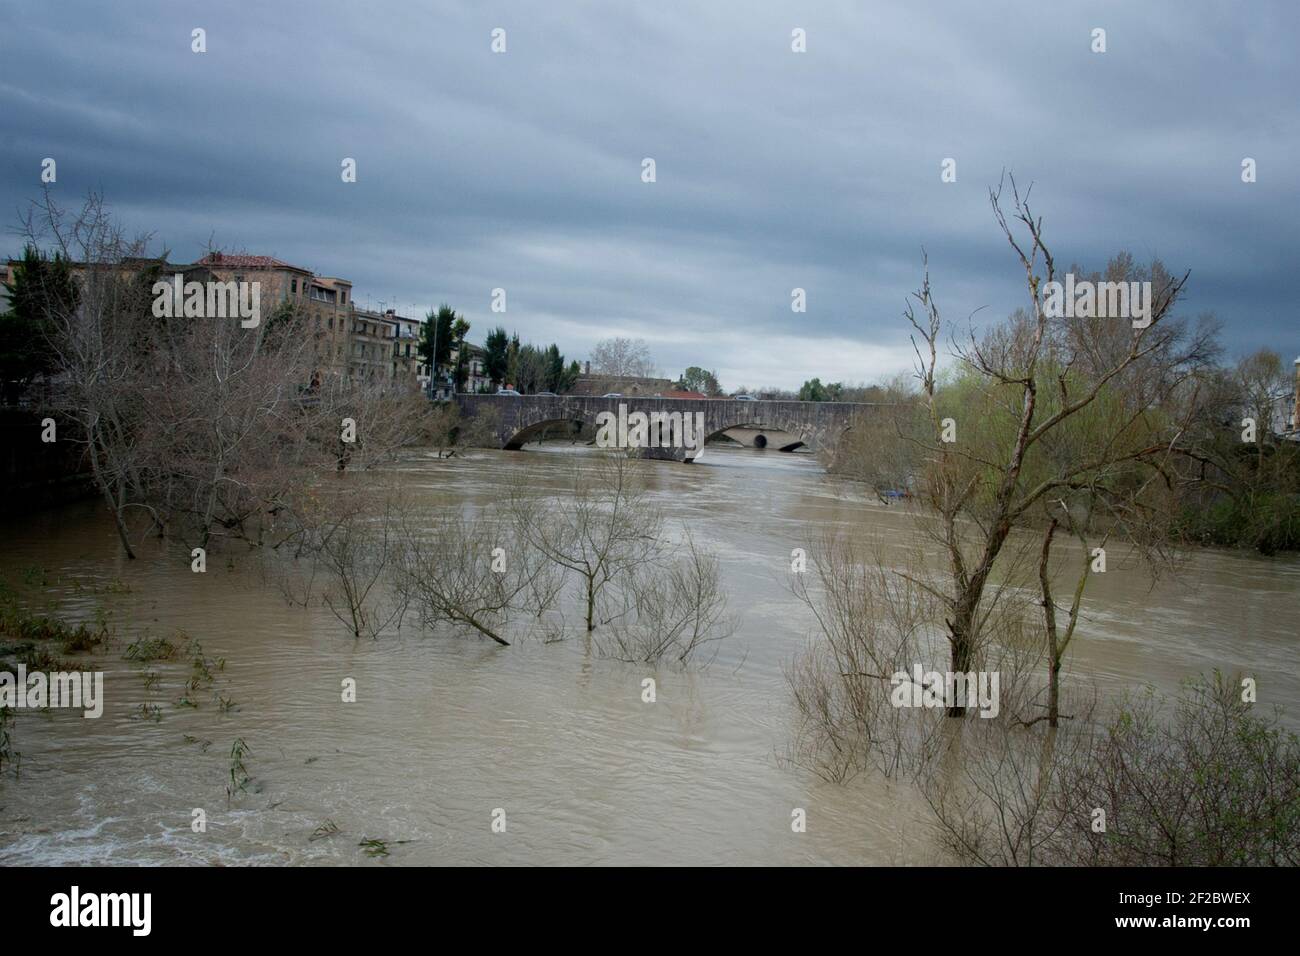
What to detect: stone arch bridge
<box><xmin>454</xmin><ymin>394</ymin><xmax>888</xmax><ymax>461</ymax></box>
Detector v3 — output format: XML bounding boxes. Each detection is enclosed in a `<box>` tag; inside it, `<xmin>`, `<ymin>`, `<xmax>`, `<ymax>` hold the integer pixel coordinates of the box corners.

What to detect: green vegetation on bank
<box><xmin>826</xmin><ymin>336</ymin><xmax>1299</xmax><ymax>555</ymax></box>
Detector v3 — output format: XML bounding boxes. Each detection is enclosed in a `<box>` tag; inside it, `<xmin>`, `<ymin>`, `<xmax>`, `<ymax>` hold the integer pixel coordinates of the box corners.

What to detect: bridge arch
<box><xmin>502</xmin><ymin>417</ymin><xmax>587</xmax><ymax>451</ymax></box>
<box><xmin>454</xmin><ymin>393</ymin><xmax>888</xmax><ymax>461</ymax></box>
<box><xmin>705</xmin><ymin>421</ymin><xmax>809</xmax><ymax>453</ymax></box>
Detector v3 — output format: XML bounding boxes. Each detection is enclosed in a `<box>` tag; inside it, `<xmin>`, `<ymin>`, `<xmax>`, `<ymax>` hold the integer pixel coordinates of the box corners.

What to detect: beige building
<box><xmin>180</xmin><ymin>256</ymin><xmax>428</xmax><ymax>390</ymax></box>
<box><xmin>347</xmin><ymin>306</ymin><xmax>392</xmax><ymax>382</ymax></box>
<box><xmin>304</xmin><ymin>275</ymin><xmax>353</xmax><ymax>378</ymax></box>
<box><xmin>8</xmin><ymin>249</ymin><xmax>441</xmax><ymax>395</ymax></box>
<box><xmin>192</xmin><ymin>253</ymin><xmax>353</xmax><ymax>380</ymax></box>
<box><xmin>386</xmin><ymin>310</ymin><xmax>425</xmax><ymax>389</ymax></box>
<box><xmin>349</xmin><ymin>308</ymin><xmax>425</xmax><ymax>389</ymax></box>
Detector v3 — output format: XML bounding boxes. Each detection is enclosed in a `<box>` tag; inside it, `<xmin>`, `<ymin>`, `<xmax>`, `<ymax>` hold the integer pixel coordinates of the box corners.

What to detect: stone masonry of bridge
<box><xmin>454</xmin><ymin>394</ymin><xmax>888</xmax><ymax>460</ymax></box>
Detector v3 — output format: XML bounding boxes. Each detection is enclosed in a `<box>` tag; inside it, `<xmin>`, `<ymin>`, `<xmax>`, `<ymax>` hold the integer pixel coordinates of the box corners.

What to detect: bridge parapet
<box><xmin>453</xmin><ymin>394</ymin><xmax>890</xmax><ymax>459</ymax></box>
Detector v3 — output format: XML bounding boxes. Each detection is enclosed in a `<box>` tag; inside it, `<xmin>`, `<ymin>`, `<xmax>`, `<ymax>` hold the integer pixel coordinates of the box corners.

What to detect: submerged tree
<box><xmin>903</xmin><ymin>175</ymin><xmax>1193</xmax><ymax>715</ymax></box>
<box><xmin>394</xmin><ymin>509</ymin><xmax>560</xmax><ymax>646</ymax></box>
<box><xmin>511</xmin><ymin>453</ymin><xmax>664</xmax><ymax>633</ymax></box>
<box><xmin>595</xmin><ymin>533</ymin><xmax>733</xmax><ymax>665</ymax></box>
<box><xmin>19</xmin><ymin>191</ymin><xmax>431</xmax><ymax>558</ymax></box>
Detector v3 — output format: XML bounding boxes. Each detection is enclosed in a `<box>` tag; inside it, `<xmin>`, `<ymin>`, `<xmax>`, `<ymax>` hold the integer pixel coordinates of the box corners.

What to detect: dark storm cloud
<box><xmin>2</xmin><ymin>1</ymin><xmax>1296</xmax><ymax>389</ymax></box>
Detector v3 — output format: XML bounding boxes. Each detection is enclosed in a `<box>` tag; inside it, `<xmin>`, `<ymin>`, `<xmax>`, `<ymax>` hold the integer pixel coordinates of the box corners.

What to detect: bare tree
<box><xmin>822</xmin><ymin>397</ymin><xmax>925</xmax><ymax>499</ymax></box>
<box><xmin>20</xmin><ymin>191</ymin><xmax>158</xmax><ymax>557</ymax></box>
<box><xmin>310</xmin><ymin>490</ymin><xmax>407</xmax><ymax>639</ymax></box>
<box><xmin>589</xmin><ymin>337</ymin><xmax>655</xmax><ymax>379</ymax></box>
<box><xmin>395</xmin><ymin>510</ymin><xmax>559</xmax><ymax>646</ymax></box>
<box><xmin>1232</xmin><ymin>348</ymin><xmax>1293</xmax><ymax>438</ymax></box>
<box><xmin>903</xmin><ymin>175</ymin><xmax>1189</xmax><ymax>715</ymax></box>
<box><xmin>142</xmin><ymin>288</ymin><xmax>320</xmax><ymax>547</ymax></box>
<box><xmin>924</xmin><ymin>674</ymin><xmax>1300</xmax><ymax>866</ymax></box>
<box><xmin>786</xmin><ymin>531</ymin><xmax>941</xmax><ymax>781</ymax></box>
<box><xmin>511</xmin><ymin>453</ymin><xmax>663</xmax><ymax>633</ymax></box>
<box><xmin>323</xmin><ymin>375</ymin><xmax>431</xmax><ymax>475</ymax></box>
<box><xmin>918</xmin><ymin>699</ymin><xmax>1099</xmax><ymax>866</ymax></box>
<box><xmin>787</xmin><ymin>526</ymin><xmax>1048</xmax><ymax>782</ymax></box>
<box><xmin>19</xmin><ymin>195</ymin><xmax>430</xmax><ymax>557</ymax></box>
<box><xmin>594</xmin><ymin>532</ymin><xmax>733</xmax><ymax>665</ymax></box>
<box><xmin>1051</xmin><ymin>673</ymin><xmax>1300</xmax><ymax>866</ymax></box>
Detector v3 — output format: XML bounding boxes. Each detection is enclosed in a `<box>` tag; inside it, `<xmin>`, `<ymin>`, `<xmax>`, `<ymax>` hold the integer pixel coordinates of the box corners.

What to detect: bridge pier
<box><xmin>453</xmin><ymin>394</ymin><xmax>887</xmax><ymax>460</ymax></box>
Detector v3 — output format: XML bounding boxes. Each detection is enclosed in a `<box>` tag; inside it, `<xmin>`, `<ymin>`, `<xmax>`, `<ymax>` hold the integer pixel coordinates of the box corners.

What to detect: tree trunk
<box><xmin>1048</xmin><ymin>653</ymin><xmax>1060</xmax><ymax>728</ymax></box>
<box><xmin>87</xmin><ymin>432</ymin><xmax>135</xmax><ymax>559</ymax></box>
<box><xmin>461</xmin><ymin>614</ymin><xmax>510</xmax><ymax>647</ymax></box>
<box><xmin>1038</xmin><ymin>520</ymin><xmax>1061</xmax><ymax>727</ymax></box>
<box><xmin>947</xmin><ymin>617</ymin><xmax>974</xmax><ymax>717</ymax></box>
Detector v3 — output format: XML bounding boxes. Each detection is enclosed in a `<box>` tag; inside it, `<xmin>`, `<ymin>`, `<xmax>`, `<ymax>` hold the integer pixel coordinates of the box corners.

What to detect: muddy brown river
<box><xmin>2</xmin><ymin>445</ymin><xmax>1297</xmax><ymax>864</ymax></box>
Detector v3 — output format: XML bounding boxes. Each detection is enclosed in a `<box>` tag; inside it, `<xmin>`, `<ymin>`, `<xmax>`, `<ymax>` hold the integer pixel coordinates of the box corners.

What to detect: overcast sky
<box><xmin>2</xmin><ymin>1</ymin><xmax>1296</xmax><ymax>390</ymax></box>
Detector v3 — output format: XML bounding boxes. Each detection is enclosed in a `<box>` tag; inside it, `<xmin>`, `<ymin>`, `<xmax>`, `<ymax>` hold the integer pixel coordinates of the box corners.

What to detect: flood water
<box><xmin>2</xmin><ymin>444</ymin><xmax>1298</xmax><ymax>865</ymax></box>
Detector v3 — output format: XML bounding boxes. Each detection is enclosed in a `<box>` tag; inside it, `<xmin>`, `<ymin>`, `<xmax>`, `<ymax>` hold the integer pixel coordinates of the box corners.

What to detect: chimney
<box><xmin>584</xmin><ymin>360</ymin><xmax>590</xmax><ymax>375</ymax></box>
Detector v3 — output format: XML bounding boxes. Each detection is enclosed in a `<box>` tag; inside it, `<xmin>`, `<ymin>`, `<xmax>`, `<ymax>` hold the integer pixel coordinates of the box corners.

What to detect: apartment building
<box><xmin>455</xmin><ymin>342</ymin><xmax>492</xmax><ymax>393</ymax></box>
<box><xmin>5</xmin><ymin>248</ymin><xmax>436</xmax><ymax>394</ymax></box>
<box><xmin>347</xmin><ymin>307</ymin><xmax>393</xmax><ymax>382</ymax></box>
<box><xmin>386</xmin><ymin>310</ymin><xmax>426</xmax><ymax>390</ymax></box>
<box><xmin>347</xmin><ymin>307</ymin><xmax>426</xmax><ymax>389</ymax></box>
<box><xmin>192</xmin><ymin>253</ymin><xmax>352</xmax><ymax>380</ymax></box>
<box><xmin>184</xmin><ymin>256</ymin><xmax>435</xmax><ymax>391</ymax></box>
<box><xmin>305</xmin><ymin>275</ymin><xmax>353</xmax><ymax>377</ymax></box>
